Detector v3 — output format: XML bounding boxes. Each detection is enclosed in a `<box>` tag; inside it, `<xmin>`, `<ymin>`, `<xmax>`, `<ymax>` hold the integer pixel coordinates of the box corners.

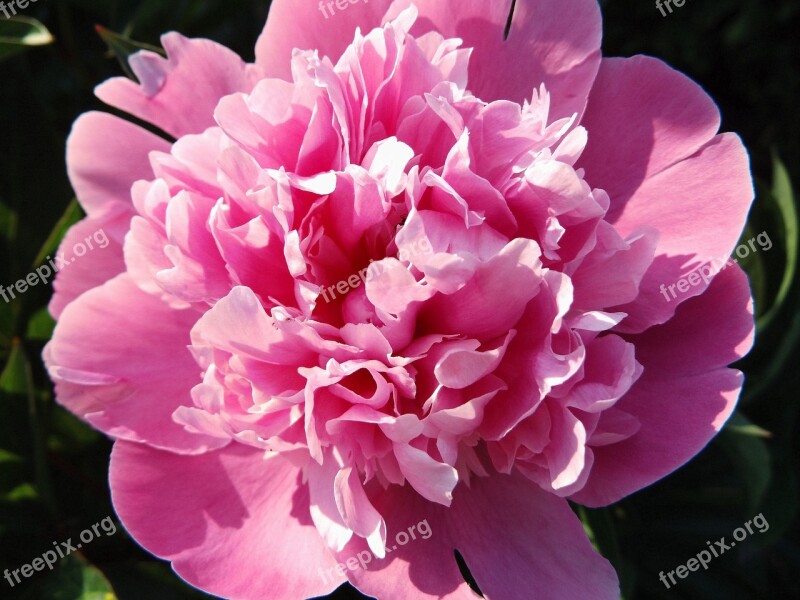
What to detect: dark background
<box><xmin>1</xmin><ymin>0</ymin><xmax>798</xmax><ymax>598</ymax></box>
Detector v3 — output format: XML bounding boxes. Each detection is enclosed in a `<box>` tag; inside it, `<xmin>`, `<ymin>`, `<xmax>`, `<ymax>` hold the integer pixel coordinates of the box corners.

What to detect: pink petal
<box><xmin>566</xmin><ymin>334</ymin><xmax>642</xmax><ymax>413</ymax></box>
<box><xmin>335</xmin><ymin>466</ymin><xmax>387</xmax><ymax>555</ymax></box>
<box><xmin>339</xmin><ymin>470</ymin><xmax>617</xmax><ymax>599</ymax></box>
<box><xmin>542</xmin><ymin>402</ymin><xmax>588</xmax><ymax>491</ymax></box>
<box><xmin>110</xmin><ymin>441</ymin><xmax>345</xmax><ymax>600</ymax></box>
<box><xmin>96</xmin><ymin>33</ymin><xmax>258</xmax><ymax>138</ymax></box>
<box><xmin>334</xmin><ymin>484</ymin><xmax>478</xmax><ymax>600</ymax></box>
<box><xmin>612</xmin><ymin>133</ymin><xmax>753</xmax><ymax>332</ymax></box>
<box><xmin>571</xmin><ymin>223</ymin><xmax>658</xmax><ymax>310</ymax></box>
<box><xmin>49</xmin><ymin>207</ymin><xmax>131</xmax><ymax>318</ymax></box>
<box><xmin>630</xmin><ymin>264</ymin><xmax>755</xmax><ymax>377</ymax></box>
<box><xmin>67</xmin><ymin>111</ymin><xmax>170</xmax><ymax>216</ymax></box>
<box><xmin>308</xmin><ymin>456</ymin><xmax>355</xmax><ymax>552</ymax></box>
<box><xmin>450</xmin><ymin>470</ymin><xmax>619</xmax><ymax>599</ymax></box>
<box><xmin>420</xmin><ymin>238</ymin><xmax>543</xmax><ymax>339</ymax></box>
<box><xmin>579</xmin><ymin>56</ymin><xmax>720</xmax><ymax>209</ymax></box>
<box><xmin>44</xmin><ymin>274</ymin><xmax>219</xmax><ymax>453</ymax></box>
<box><xmin>571</xmin><ymin>265</ymin><xmax>754</xmax><ymax>506</ymax></box>
<box><xmin>211</xmin><ymin>212</ymin><xmax>297</xmax><ymax>308</ymax></box>
<box><xmin>434</xmin><ymin>331</ymin><xmax>515</xmax><ymax>390</ymax></box>
<box><xmin>577</xmin><ymin>56</ymin><xmax>752</xmax><ymax>331</ymax></box>
<box><xmin>394</xmin><ymin>442</ymin><xmax>458</xmax><ymax>506</ymax></box>
<box><xmin>365</xmin><ymin>258</ymin><xmax>434</xmax><ymax>317</ymax></box>
<box><xmin>255</xmin><ymin>0</ymin><xmax>393</xmax><ymax>80</ymax></box>
<box><xmin>258</xmin><ymin>0</ymin><xmax>601</xmax><ymax>118</ymax></box>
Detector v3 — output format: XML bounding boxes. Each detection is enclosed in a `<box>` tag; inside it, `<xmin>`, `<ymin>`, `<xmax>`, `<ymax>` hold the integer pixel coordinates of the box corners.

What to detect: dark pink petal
<box><xmin>579</xmin><ymin>56</ymin><xmax>721</xmax><ymax>210</ymax></box>
<box><xmin>577</xmin><ymin>56</ymin><xmax>752</xmax><ymax>331</ymax></box>
<box><xmin>110</xmin><ymin>441</ymin><xmax>345</xmax><ymax>600</ymax></box>
<box><xmin>571</xmin><ymin>266</ymin><xmax>754</xmax><ymax>506</ymax></box>
<box><xmin>630</xmin><ymin>264</ymin><xmax>755</xmax><ymax>377</ymax></box>
<box><xmin>450</xmin><ymin>470</ymin><xmax>619</xmax><ymax>599</ymax></box>
<box><xmin>612</xmin><ymin>134</ymin><xmax>753</xmax><ymax>332</ymax></box>
<box><xmin>339</xmin><ymin>470</ymin><xmax>618</xmax><ymax>600</ymax></box>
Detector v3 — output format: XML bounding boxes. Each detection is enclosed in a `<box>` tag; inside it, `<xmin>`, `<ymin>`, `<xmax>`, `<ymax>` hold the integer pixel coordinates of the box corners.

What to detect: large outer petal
<box><xmin>110</xmin><ymin>441</ymin><xmax>345</xmax><ymax>600</ymax></box>
<box><xmin>571</xmin><ymin>265</ymin><xmax>755</xmax><ymax>507</ymax></box>
<box><xmin>49</xmin><ymin>207</ymin><xmax>131</xmax><ymax>319</ymax></box>
<box><xmin>57</xmin><ymin>111</ymin><xmax>168</xmax><ymax>318</ymax></box>
<box><xmin>334</xmin><ymin>483</ymin><xmax>484</xmax><ymax>600</ymax></box>
<box><xmin>578</xmin><ymin>56</ymin><xmax>721</xmax><ymax>211</ymax></box>
<box><xmin>67</xmin><ymin>111</ymin><xmax>170</xmax><ymax>216</ymax></box>
<box><xmin>256</xmin><ymin>0</ymin><xmax>601</xmax><ymax>119</ymax></box>
<box><xmin>449</xmin><ymin>470</ymin><xmax>619</xmax><ymax>600</ymax></box>
<box><xmin>44</xmin><ymin>274</ymin><xmax>220</xmax><ymax>453</ymax></box>
<box><xmin>96</xmin><ymin>33</ymin><xmax>259</xmax><ymax>138</ymax></box>
<box><xmin>338</xmin><ymin>470</ymin><xmax>617</xmax><ymax>600</ymax></box>
<box><xmin>578</xmin><ymin>57</ymin><xmax>752</xmax><ymax>332</ymax></box>
<box><xmin>610</xmin><ymin>133</ymin><xmax>752</xmax><ymax>332</ymax></box>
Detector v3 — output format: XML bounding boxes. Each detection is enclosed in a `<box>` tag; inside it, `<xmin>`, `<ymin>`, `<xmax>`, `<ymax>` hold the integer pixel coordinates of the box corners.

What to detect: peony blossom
<box><xmin>44</xmin><ymin>0</ymin><xmax>755</xmax><ymax>598</ymax></box>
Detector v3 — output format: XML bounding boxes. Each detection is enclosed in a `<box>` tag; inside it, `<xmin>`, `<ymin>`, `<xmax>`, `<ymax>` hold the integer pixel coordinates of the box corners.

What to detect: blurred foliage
<box><xmin>0</xmin><ymin>0</ymin><xmax>798</xmax><ymax>598</ymax></box>
<box><xmin>0</xmin><ymin>17</ymin><xmax>54</xmax><ymax>61</ymax></box>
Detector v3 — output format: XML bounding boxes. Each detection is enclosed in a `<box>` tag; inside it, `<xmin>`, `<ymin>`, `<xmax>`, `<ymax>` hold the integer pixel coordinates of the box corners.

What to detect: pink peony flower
<box><xmin>44</xmin><ymin>0</ymin><xmax>755</xmax><ymax>598</ymax></box>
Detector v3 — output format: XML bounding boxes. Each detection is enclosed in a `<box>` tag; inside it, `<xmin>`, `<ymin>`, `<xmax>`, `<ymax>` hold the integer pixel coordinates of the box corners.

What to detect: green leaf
<box><xmin>32</xmin><ymin>199</ymin><xmax>84</xmax><ymax>268</ymax></box>
<box><xmin>736</xmin><ymin>224</ymin><xmax>768</xmax><ymax>321</ymax></box>
<box><xmin>725</xmin><ymin>412</ymin><xmax>772</xmax><ymax>438</ymax></box>
<box><xmin>579</xmin><ymin>505</ymin><xmax>621</xmax><ymax>564</ymax></box>
<box><xmin>26</xmin><ymin>307</ymin><xmax>56</xmax><ymax>341</ymax></box>
<box><xmin>758</xmin><ymin>459</ymin><xmax>799</xmax><ymax>545</ymax></box>
<box><xmin>0</xmin><ymin>200</ymin><xmax>18</xmax><ymax>343</ymax></box>
<box><xmin>0</xmin><ymin>338</ymin><xmax>26</xmax><ymax>394</ymax></box>
<box><xmin>756</xmin><ymin>154</ymin><xmax>798</xmax><ymax>331</ymax></box>
<box><xmin>720</xmin><ymin>412</ymin><xmax>772</xmax><ymax>513</ymax></box>
<box><xmin>743</xmin><ymin>303</ymin><xmax>800</xmax><ymax>403</ymax></box>
<box><xmin>0</xmin><ymin>17</ymin><xmax>54</xmax><ymax>61</ymax></box>
<box><xmin>0</xmin><ymin>297</ymin><xmax>12</xmax><ymax>349</ymax></box>
<box><xmin>4</xmin><ymin>481</ymin><xmax>37</xmax><ymax>502</ymax></box>
<box><xmin>16</xmin><ymin>554</ymin><xmax>118</xmax><ymax>600</ymax></box>
<box><xmin>0</xmin><ymin>448</ymin><xmax>22</xmax><ymax>464</ymax></box>
<box><xmin>95</xmin><ymin>25</ymin><xmax>164</xmax><ymax>80</ymax></box>
<box><xmin>0</xmin><ymin>339</ymin><xmax>57</xmax><ymax>514</ymax></box>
